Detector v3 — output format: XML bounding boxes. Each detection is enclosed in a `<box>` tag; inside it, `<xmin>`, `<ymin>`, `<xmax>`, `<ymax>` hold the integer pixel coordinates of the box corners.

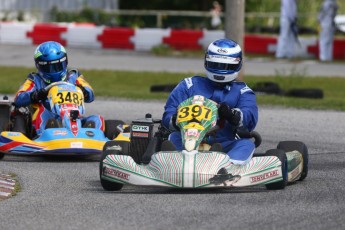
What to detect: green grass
<box><xmin>1</xmin><ymin>66</ymin><xmax>345</xmax><ymax>111</ymax></box>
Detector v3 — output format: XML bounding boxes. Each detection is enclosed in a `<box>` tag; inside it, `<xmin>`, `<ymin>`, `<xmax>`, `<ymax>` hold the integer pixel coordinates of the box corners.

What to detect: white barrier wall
<box><xmin>63</xmin><ymin>24</ymin><xmax>104</xmax><ymax>48</ymax></box>
<box><xmin>131</xmin><ymin>28</ymin><xmax>171</xmax><ymax>51</ymax></box>
<box><xmin>1</xmin><ymin>22</ymin><xmax>343</xmax><ymax>59</ymax></box>
<box><xmin>0</xmin><ymin>22</ymin><xmax>33</xmax><ymax>44</ymax></box>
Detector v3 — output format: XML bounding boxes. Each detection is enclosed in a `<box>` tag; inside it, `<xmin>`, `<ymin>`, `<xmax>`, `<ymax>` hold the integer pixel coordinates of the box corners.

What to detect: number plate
<box><xmin>177</xmin><ymin>105</ymin><xmax>212</xmax><ymax>123</ymax></box>
<box><xmin>50</xmin><ymin>87</ymin><xmax>83</xmax><ymax>106</ymax></box>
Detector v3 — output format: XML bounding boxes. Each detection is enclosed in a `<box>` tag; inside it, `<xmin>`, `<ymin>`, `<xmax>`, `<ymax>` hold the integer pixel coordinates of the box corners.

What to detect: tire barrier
<box><xmin>1</xmin><ymin>22</ymin><xmax>345</xmax><ymax>59</ymax></box>
<box><xmin>251</xmin><ymin>81</ymin><xmax>324</xmax><ymax>99</ymax></box>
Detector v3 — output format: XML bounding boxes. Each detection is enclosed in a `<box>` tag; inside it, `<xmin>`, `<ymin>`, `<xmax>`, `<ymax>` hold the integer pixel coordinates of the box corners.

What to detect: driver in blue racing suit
<box><xmin>162</xmin><ymin>38</ymin><xmax>258</xmax><ymax>165</ymax></box>
<box><xmin>14</xmin><ymin>41</ymin><xmax>104</xmax><ymax>136</ymax></box>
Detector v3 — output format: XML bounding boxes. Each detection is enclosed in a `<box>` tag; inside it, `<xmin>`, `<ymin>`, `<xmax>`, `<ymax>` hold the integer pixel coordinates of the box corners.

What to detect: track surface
<box><xmin>0</xmin><ymin>46</ymin><xmax>345</xmax><ymax>229</ymax></box>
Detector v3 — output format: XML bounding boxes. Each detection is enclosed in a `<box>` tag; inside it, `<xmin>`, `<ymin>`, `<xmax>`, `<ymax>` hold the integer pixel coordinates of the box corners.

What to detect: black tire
<box><xmin>150</xmin><ymin>84</ymin><xmax>177</xmax><ymax>93</ymax></box>
<box><xmin>104</xmin><ymin>120</ymin><xmax>125</xmax><ymax>140</ymax></box>
<box><xmin>0</xmin><ymin>152</ymin><xmax>4</xmax><ymax>160</ymax></box>
<box><xmin>99</xmin><ymin>140</ymin><xmax>130</xmax><ymax>191</ymax></box>
<box><xmin>265</xmin><ymin>149</ymin><xmax>288</xmax><ymax>190</ymax></box>
<box><xmin>277</xmin><ymin>141</ymin><xmax>309</xmax><ymax>181</ymax></box>
<box><xmin>251</xmin><ymin>81</ymin><xmax>284</xmax><ymax>95</ymax></box>
<box><xmin>12</xmin><ymin>115</ymin><xmax>27</xmax><ymax>135</ymax></box>
<box><xmin>0</xmin><ymin>104</ymin><xmax>11</xmax><ymax>132</ymax></box>
<box><xmin>285</xmin><ymin>88</ymin><xmax>323</xmax><ymax>99</ymax></box>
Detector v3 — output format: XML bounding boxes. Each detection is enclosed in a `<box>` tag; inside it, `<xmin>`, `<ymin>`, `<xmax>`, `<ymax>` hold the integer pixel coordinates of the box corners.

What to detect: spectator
<box><xmin>210</xmin><ymin>1</ymin><xmax>222</xmax><ymax>30</ymax></box>
<box><xmin>318</xmin><ymin>0</ymin><xmax>338</xmax><ymax>61</ymax></box>
<box><xmin>275</xmin><ymin>0</ymin><xmax>298</xmax><ymax>59</ymax></box>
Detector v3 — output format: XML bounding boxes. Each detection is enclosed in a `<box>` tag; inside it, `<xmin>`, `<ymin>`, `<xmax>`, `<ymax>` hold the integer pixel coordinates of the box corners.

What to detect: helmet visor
<box><xmin>205</xmin><ymin>60</ymin><xmax>241</xmax><ymax>72</ymax></box>
<box><xmin>37</xmin><ymin>56</ymin><xmax>67</xmax><ymax>74</ymax></box>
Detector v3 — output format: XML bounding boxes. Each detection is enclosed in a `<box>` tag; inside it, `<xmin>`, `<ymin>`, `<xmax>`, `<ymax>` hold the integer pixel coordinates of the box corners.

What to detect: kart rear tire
<box><xmin>99</xmin><ymin>140</ymin><xmax>130</xmax><ymax>191</ymax></box>
<box><xmin>265</xmin><ymin>149</ymin><xmax>288</xmax><ymax>190</ymax></box>
<box><xmin>12</xmin><ymin>115</ymin><xmax>27</xmax><ymax>135</ymax></box>
<box><xmin>277</xmin><ymin>141</ymin><xmax>309</xmax><ymax>181</ymax></box>
<box><xmin>0</xmin><ymin>102</ymin><xmax>11</xmax><ymax>132</ymax></box>
<box><xmin>104</xmin><ymin>120</ymin><xmax>126</xmax><ymax>140</ymax></box>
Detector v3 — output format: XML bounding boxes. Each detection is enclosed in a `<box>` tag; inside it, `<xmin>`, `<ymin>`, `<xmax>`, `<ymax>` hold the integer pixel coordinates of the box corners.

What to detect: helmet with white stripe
<box><xmin>204</xmin><ymin>38</ymin><xmax>242</xmax><ymax>83</ymax></box>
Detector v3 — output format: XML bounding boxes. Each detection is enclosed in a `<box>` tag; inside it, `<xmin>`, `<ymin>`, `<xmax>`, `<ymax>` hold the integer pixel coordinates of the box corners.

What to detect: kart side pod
<box><xmin>129</xmin><ymin>113</ymin><xmax>157</xmax><ymax>163</ymax></box>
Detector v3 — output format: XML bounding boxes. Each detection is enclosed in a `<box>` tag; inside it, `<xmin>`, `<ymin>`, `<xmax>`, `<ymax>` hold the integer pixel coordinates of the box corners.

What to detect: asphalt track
<box><xmin>0</xmin><ymin>45</ymin><xmax>345</xmax><ymax>230</ymax></box>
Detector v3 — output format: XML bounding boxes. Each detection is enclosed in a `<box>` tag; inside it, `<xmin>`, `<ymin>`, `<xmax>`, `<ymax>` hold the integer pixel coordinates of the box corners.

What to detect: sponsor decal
<box><xmin>240</xmin><ymin>86</ymin><xmax>252</xmax><ymax>94</ymax></box>
<box><xmin>289</xmin><ymin>165</ymin><xmax>301</xmax><ymax>180</ymax></box>
<box><xmin>103</xmin><ymin>167</ymin><xmax>130</xmax><ymax>181</ymax></box>
<box><xmin>132</xmin><ymin>132</ymin><xmax>149</xmax><ymax>138</ymax></box>
<box><xmin>217</xmin><ymin>48</ymin><xmax>228</xmax><ymax>54</ymax></box>
<box><xmin>250</xmin><ymin>170</ymin><xmax>279</xmax><ymax>183</ymax></box>
<box><xmin>53</xmin><ymin>130</ymin><xmax>68</xmax><ymax>136</ymax></box>
<box><xmin>207</xmin><ymin>55</ymin><xmax>240</xmax><ymax>63</ymax></box>
<box><xmin>131</xmin><ymin>125</ymin><xmax>149</xmax><ymax>132</ymax></box>
<box><xmin>85</xmin><ymin>131</ymin><xmax>94</xmax><ymax>137</ymax></box>
<box><xmin>106</xmin><ymin>145</ymin><xmax>122</xmax><ymax>151</ymax></box>
<box><xmin>192</xmin><ymin>95</ymin><xmax>205</xmax><ymax>105</ymax></box>
<box><xmin>214</xmin><ymin>75</ymin><xmax>225</xmax><ymax>80</ymax></box>
<box><xmin>7</xmin><ymin>133</ymin><xmax>21</xmax><ymax>137</ymax></box>
<box><xmin>209</xmin><ymin>168</ymin><xmax>241</xmax><ymax>186</ymax></box>
<box><xmin>186</xmin><ymin>129</ymin><xmax>200</xmax><ymax>138</ymax></box>
<box><xmin>184</xmin><ymin>77</ymin><xmax>193</xmax><ymax>89</ymax></box>
<box><xmin>71</xmin><ymin>142</ymin><xmax>83</xmax><ymax>148</ymax></box>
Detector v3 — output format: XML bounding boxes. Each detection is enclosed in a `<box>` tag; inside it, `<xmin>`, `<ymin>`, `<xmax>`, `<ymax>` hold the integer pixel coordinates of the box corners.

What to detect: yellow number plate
<box><xmin>51</xmin><ymin>90</ymin><xmax>83</xmax><ymax>106</ymax></box>
<box><xmin>177</xmin><ymin>105</ymin><xmax>212</xmax><ymax>123</ymax></box>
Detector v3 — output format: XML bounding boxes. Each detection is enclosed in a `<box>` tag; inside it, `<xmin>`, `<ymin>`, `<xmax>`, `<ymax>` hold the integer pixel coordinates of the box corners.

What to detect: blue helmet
<box><xmin>204</xmin><ymin>38</ymin><xmax>242</xmax><ymax>83</ymax></box>
<box><xmin>34</xmin><ymin>41</ymin><xmax>68</xmax><ymax>84</ymax></box>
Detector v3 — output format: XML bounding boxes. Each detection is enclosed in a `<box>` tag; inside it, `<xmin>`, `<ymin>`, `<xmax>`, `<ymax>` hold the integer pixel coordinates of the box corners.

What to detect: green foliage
<box><xmin>48</xmin><ymin>1</ymin><xmax>345</xmax><ymax>31</ymax></box>
<box><xmin>151</xmin><ymin>44</ymin><xmax>204</xmax><ymax>57</ymax></box>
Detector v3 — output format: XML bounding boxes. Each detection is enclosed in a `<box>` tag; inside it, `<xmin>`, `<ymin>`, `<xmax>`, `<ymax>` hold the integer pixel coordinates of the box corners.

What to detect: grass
<box><xmin>1</xmin><ymin>66</ymin><xmax>345</xmax><ymax>111</ymax></box>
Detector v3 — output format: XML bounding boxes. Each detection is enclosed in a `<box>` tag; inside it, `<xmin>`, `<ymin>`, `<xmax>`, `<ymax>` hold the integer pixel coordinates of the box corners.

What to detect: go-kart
<box><xmin>0</xmin><ymin>81</ymin><xmax>127</xmax><ymax>159</ymax></box>
<box><xmin>100</xmin><ymin>95</ymin><xmax>308</xmax><ymax>191</ymax></box>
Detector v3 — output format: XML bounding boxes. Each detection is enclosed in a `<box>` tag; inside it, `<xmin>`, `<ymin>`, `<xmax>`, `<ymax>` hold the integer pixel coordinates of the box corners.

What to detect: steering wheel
<box><xmin>44</xmin><ymin>81</ymin><xmax>76</xmax><ymax>92</ymax></box>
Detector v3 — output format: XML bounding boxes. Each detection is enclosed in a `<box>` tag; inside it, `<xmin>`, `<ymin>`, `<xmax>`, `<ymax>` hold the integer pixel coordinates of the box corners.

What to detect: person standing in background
<box><xmin>275</xmin><ymin>0</ymin><xmax>298</xmax><ymax>59</ymax></box>
<box><xmin>318</xmin><ymin>0</ymin><xmax>338</xmax><ymax>61</ymax></box>
<box><xmin>210</xmin><ymin>1</ymin><xmax>222</xmax><ymax>30</ymax></box>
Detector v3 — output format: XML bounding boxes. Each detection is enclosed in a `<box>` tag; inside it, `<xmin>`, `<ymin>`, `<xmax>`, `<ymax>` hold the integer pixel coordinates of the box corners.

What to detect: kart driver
<box><xmin>14</xmin><ymin>41</ymin><xmax>104</xmax><ymax>136</ymax></box>
<box><xmin>162</xmin><ymin>38</ymin><xmax>258</xmax><ymax>165</ymax></box>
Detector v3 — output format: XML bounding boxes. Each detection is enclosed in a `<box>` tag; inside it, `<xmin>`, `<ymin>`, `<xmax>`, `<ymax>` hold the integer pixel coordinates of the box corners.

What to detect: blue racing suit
<box><xmin>162</xmin><ymin>76</ymin><xmax>258</xmax><ymax>165</ymax></box>
<box><xmin>14</xmin><ymin>69</ymin><xmax>104</xmax><ymax>135</ymax></box>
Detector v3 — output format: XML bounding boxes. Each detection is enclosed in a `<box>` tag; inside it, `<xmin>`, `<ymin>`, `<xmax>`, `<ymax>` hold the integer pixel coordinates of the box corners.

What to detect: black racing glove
<box><xmin>170</xmin><ymin>114</ymin><xmax>180</xmax><ymax>131</ymax></box>
<box><xmin>30</xmin><ymin>88</ymin><xmax>48</xmax><ymax>103</ymax></box>
<box><xmin>218</xmin><ymin>103</ymin><xmax>241</xmax><ymax>127</ymax></box>
<box><xmin>77</xmin><ymin>84</ymin><xmax>90</xmax><ymax>101</ymax></box>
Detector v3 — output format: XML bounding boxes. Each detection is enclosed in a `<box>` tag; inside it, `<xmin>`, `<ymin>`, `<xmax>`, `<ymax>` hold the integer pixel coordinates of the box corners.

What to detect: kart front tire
<box><xmin>104</xmin><ymin>120</ymin><xmax>126</xmax><ymax>140</ymax></box>
<box><xmin>265</xmin><ymin>149</ymin><xmax>288</xmax><ymax>190</ymax></box>
<box><xmin>99</xmin><ymin>140</ymin><xmax>130</xmax><ymax>191</ymax></box>
<box><xmin>277</xmin><ymin>141</ymin><xmax>309</xmax><ymax>181</ymax></box>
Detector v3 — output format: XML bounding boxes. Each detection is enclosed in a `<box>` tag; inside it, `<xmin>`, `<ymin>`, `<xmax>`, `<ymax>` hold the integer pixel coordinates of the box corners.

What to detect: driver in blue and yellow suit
<box><xmin>14</xmin><ymin>41</ymin><xmax>104</xmax><ymax>136</ymax></box>
<box><xmin>162</xmin><ymin>39</ymin><xmax>258</xmax><ymax>165</ymax></box>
